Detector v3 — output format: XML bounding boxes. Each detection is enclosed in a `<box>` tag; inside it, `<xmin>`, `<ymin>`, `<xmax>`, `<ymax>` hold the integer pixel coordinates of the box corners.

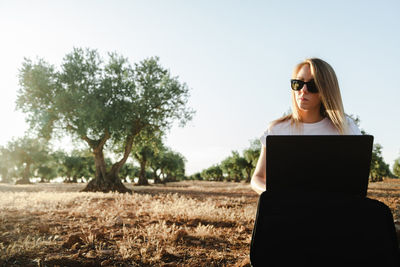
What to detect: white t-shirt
<box><xmin>260</xmin><ymin>116</ymin><xmax>361</xmax><ymax>147</ymax></box>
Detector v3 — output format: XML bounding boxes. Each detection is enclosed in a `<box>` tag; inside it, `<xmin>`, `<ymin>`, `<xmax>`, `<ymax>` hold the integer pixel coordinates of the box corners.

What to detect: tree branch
<box><xmin>79</xmin><ymin>128</ymin><xmax>111</xmax><ymax>151</ymax></box>
<box><xmin>110</xmin><ymin>134</ymin><xmax>134</xmax><ymax>174</ymax></box>
<box><xmin>110</xmin><ymin>122</ymin><xmax>145</xmax><ymax>174</ymax></box>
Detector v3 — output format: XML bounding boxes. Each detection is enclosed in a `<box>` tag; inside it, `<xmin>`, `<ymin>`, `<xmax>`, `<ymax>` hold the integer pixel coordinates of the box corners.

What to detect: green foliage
<box><xmin>1</xmin><ymin>141</ymin><xmax>96</xmax><ymax>184</ymax></box>
<box><xmin>201</xmin><ymin>165</ymin><xmax>223</xmax><ymax>181</ymax></box>
<box><xmin>188</xmin><ymin>172</ymin><xmax>203</xmax><ymax>181</ymax></box>
<box><xmin>55</xmin><ymin>150</ymin><xmax>96</xmax><ymax>183</ymax></box>
<box><xmin>370</xmin><ymin>144</ymin><xmax>393</xmax><ymax>182</ymax></box>
<box><xmin>242</xmin><ymin>139</ymin><xmax>261</xmax><ymax>182</ymax></box>
<box><xmin>18</xmin><ymin>48</ymin><xmax>193</xmax><ymax>143</ymax></box>
<box><xmin>36</xmin><ymin>165</ymin><xmax>57</xmax><ymax>183</ymax></box>
<box><xmin>158</xmin><ymin>149</ymin><xmax>186</xmax><ymax>182</ymax></box>
<box><xmin>1</xmin><ymin>136</ymin><xmax>50</xmax><ymax>183</ymax></box>
<box><xmin>220</xmin><ymin>151</ymin><xmax>247</xmax><ymax>182</ymax></box>
<box><xmin>119</xmin><ymin>162</ymin><xmax>139</xmax><ymax>182</ymax></box>
<box><xmin>132</xmin><ymin>133</ymin><xmax>188</xmax><ymax>184</ymax></box>
<box><xmin>131</xmin><ymin>132</ymin><xmax>161</xmax><ymax>185</ymax></box>
<box><xmin>131</xmin><ymin>131</ymin><xmax>187</xmax><ymax>184</ymax></box>
<box><xmin>243</xmin><ymin>139</ymin><xmax>261</xmax><ymax>165</ymax></box>
<box><xmin>33</xmin><ymin>151</ymin><xmax>64</xmax><ymax>182</ymax></box>
<box><xmin>348</xmin><ymin>114</ymin><xmax>393</xmax><ymax>181</ymax></box>
<box><xmin>199</xmin><ymin>138</ymin><xmax>260</xmax><ymax>183</ymax></box>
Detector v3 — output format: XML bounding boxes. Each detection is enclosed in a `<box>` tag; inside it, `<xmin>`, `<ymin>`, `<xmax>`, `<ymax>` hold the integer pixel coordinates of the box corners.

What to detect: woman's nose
<box><xmin>301</xmin><ymin>84</ymin><xmax>309</xmax><ymax>93</ymax></box>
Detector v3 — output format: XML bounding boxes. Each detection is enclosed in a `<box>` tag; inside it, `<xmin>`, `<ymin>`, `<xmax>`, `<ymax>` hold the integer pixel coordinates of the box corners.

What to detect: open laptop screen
<box><xmin>265</xmin><ymin>135</ymin><xmax>373</xmax><ymax>197</ymax></box>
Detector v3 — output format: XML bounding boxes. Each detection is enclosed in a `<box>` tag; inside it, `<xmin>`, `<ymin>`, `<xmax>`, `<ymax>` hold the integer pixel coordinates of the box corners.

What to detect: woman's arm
<box><xmin>250</xmin><ymin>145</ymin><xmax>267</xmax><ymax>195</ymax></box>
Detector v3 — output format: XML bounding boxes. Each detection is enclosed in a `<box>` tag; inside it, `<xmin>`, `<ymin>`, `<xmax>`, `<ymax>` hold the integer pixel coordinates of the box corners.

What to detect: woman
<box><xmin>251</xmin><ymin>58</ymin><xmax>361</xmax><ymax>194</ymax></box>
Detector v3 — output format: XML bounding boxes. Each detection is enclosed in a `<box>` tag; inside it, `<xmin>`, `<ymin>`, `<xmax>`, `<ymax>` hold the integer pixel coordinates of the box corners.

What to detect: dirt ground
<box><xmin>0</xmin><ymin>179</ymin><xmax>399</xmax><ymax>266</ymax></box>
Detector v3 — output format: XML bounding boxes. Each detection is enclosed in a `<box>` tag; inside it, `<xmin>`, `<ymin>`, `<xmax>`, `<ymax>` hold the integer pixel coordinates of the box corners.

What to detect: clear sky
<box><xmin>0</xmin><ymin>0</ymin><xmax>399</xmax><ymax>175</ymax></box>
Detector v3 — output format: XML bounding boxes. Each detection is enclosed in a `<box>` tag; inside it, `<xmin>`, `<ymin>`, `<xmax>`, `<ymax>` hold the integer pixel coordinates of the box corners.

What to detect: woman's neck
<box><xmin>299</xmin><ymin>110</ymin><xmax>324</xmax><ymax>123</ymax></box>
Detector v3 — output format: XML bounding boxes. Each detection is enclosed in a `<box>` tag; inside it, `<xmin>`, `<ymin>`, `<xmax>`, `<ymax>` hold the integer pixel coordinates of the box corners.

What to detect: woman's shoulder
<box><xmin>344</xmin><ymin>115</ymin><xmax>362</xmax><ymax>135</ymax></box>
<box><xmin>267</xmin><ymin>114</ymin><xmax>293</xmax><ymax>132</ymax></box>
<box><xmin>268</xmin><ymin>118</ymin><xmax>292</xmax><ymax>133</ymax></box>
<box><xmin>259</xmin><ymin>116</ymin><xmax>292</xmax><ymax>146</ymax></box>
<box><xmin>345</xmin><ymin>115</ymin><xmax>358</xmax><ymax>124</ymax></box>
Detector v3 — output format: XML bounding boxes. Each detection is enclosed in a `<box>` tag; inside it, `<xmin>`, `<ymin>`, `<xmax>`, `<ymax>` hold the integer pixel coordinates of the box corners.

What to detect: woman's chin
<box><xmin>298</xmin><ymin>105</ymin><xmax>318</xmax><ymax>113</ymax></box>
<box><xmin>297</xmin><ymin>104</ymin><xmax>310</xmax><ymax>111</ymax></box>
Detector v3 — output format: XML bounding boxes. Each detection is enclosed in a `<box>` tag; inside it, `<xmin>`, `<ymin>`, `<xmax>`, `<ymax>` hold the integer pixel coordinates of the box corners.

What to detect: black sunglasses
<box><xmin>290</xmin><ymin>79</ymin><xmax>319</xmax><ymax>93</ymax></box>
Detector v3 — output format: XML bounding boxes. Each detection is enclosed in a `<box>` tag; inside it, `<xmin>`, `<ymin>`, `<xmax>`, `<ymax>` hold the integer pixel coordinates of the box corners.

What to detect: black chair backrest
<box><xmin>250</xmin><ymin>191</ymin><xmax>400</xmax><ymax>267</ymax></box>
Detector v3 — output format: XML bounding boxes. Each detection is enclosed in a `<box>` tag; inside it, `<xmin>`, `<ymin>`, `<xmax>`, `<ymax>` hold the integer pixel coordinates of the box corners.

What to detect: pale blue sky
<box><xmin>0</xmin><ymin>0</ymin><xmax>399</xmax><ymax>175</ymax></box>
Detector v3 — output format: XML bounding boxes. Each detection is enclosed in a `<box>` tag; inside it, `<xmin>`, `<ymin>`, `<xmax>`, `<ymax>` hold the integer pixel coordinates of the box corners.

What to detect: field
<box><xmin>0</xmin><ymin>179</ymin><xmax>399</xmax><ymax>266</ymax></box>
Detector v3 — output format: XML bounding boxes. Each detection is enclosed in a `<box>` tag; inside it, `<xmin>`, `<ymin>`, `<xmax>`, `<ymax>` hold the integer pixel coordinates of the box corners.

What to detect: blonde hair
<box><xmin>272</xmin><ymin>58</ymin><xmax>349</xmax><ymax>134</ymax></box>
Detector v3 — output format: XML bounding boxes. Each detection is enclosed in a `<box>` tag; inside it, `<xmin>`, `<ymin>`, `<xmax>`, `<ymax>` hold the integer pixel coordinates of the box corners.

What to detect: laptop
<box><xmin>265</xmin><ymin>135</ymin><xmax>374</xmax><ymax>197</ymax></box>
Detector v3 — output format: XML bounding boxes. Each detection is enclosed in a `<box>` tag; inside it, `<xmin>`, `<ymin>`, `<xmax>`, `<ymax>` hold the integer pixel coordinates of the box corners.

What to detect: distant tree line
<box><xmin>188</xmin><ymin>139</ymin><xmax>260</xmax><ymax>182</ymax></box>
<box><xmin>2</xmin><ymin>134</ymin><xmax>397</xmax><ymax>186</ymax></box>
<box><xmin>0</xmin><ymin>135</ymin><xmax>186</xmax><ymax>185</ymax></box>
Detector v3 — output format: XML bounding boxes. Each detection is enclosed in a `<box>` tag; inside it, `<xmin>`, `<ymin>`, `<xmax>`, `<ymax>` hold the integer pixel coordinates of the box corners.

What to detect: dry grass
<box><xmin>0</xmin><ymin>181</ymin><xmax>257</xmax><ymax>266</ymax></box>
<box><xmin>0</xmin><ymin>179</ymin><xmax>399</xmax><ymax>266</ymax></box>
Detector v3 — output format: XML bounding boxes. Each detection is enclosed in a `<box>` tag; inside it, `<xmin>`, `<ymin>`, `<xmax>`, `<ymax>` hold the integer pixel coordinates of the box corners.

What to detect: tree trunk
<box><xmin>245</xmin><ymin>169</ymin><xmax>252</xmax><ymax>183</ymax></box>
<box><xmin>153</xmin><ymin>175</ymin><xmax>162</xmax><ymax>184</ymax></box>
<box><xmin>152</xmin><ymin>168</ymin><xmax>162</xmax><ymax>184</ymax></box>
<box><xmin>82</xmin><ymin>148</ymin><xmax>132</xmax><ymax>193</ymax></box>
<box><xmin>137</xmin><ymin>160</ymin><xmax>149</xmax><ymax>185</ymax></box>
<box><xmin>15</xmin><ymin>163</ymin><xmax>32</xmax><ymax>184</ymax></box>
<box><xmin>64</xmin><ymin>176</ymin><xmax>75</xmax><ymax>183</ymax></box>
<box><xmin>0</xmin><ymin>169</ymin><xmax>10</xmax><ymax>183</ymax></box>
<box><xmin>81</xmin><ymin>132</ymin><xmax>132</xmax><ymax>194</ymax></box>
<box><xmin>164</xmin><ymin>174</ymin><xmax>176</xmax><ymax>183</ymax></box>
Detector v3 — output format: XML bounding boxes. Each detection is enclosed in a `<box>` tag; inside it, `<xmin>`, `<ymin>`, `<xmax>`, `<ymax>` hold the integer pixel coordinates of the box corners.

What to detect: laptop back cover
<box><xmin>266</xmin><ymin>135</ymin><xmax>373</xmax><ymax>197</ymax></box>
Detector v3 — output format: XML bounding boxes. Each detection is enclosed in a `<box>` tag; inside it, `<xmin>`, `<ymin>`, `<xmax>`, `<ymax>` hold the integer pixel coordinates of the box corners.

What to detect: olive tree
<box><xmin>3</xmin><ymin>137</ymin><xmax>49</xmax><ymax>184</ymax></box>
<box><xmin>201</xmin><ymin>165</ymin><xmax>223</xmax><ymax>181</ymax></box>
<box><xmin>17</xmin><ymin>48</ymin><xmax>194</xmax><ymax>193</ymax></box>
<box><xmin>221</xmin><ymin>151</ymin><xmax>246</xmax><ymax>182</ymax></box>
<box><xmin>131</xmin><ymin>133</ymin><xmax>159</xmax><ymax>185</ymax></box>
